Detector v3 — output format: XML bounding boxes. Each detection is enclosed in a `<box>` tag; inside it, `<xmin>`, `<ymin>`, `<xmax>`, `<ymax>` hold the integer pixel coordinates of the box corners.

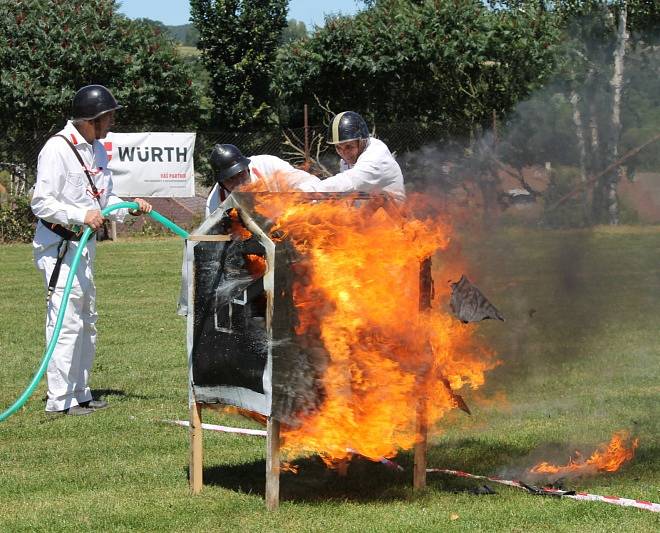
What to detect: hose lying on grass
<box><xmin>0</xmin><ymin>201</ymin><xmax>190</xmax><ymax>422</ymax></box>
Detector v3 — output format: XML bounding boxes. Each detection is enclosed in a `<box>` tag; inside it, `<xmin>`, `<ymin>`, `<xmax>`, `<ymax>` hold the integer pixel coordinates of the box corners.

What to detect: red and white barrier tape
<box><xmin>161</xmin><ymin>422</ymin><xmax>402</xmax><ymax>472</ymax></box>
<box><xmin>162</xmin><ymin>419</ymin><xmax>267</xmax><ymax>436</ymax></box>
<box><xmin>427</xmin><ymin>468</ymin><xmax>660</xmax><ymax>513</ymax></box>
<box><xmin>157</xmin><ymin>421</ymin><xmax>657</xmax><ymax>513</ymax></box>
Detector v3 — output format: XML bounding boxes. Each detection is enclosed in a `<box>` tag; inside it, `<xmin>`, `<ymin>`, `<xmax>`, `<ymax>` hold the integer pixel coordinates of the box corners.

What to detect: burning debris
<box><xmin>449</xmin><ymin>275</ymin><xmax>504</xmax><ymax>324</ymax></box>
<box><xmin>527</xmin><ymin>430</ymin><xmax>639</xmax><ymax>480</ymax></box>
<box><xmin>187</xmin><ymin>190</ymin><xmax>499</xmax><ymax>471</ymax></box>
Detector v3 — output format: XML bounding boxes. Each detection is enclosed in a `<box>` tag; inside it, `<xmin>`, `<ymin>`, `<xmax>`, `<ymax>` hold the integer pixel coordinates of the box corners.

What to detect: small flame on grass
<box><xmin>529</xmin><ymin>430</ymin><xmax>639</xmax><ymax>477</ymax></box>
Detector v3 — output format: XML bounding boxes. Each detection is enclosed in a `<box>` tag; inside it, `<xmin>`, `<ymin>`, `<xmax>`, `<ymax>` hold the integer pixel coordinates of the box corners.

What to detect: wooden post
<box><xmin>189</xmin><ymin>401</ymin><xmax>203</xmax><ymax>494</ymax></box>
<box><xmin>413</xmin><ymin>400</ymin><xmax>428</xmax><ymax>490</ymax></box>
<box><xmin>266</xmin><ymin>417</ymin><xmax>281</xmax><ymax>510</ymax></box>
<box><xmin>414</xmin><ymin>257</ymin><xmax>432</xmax><ymax>490</ymax></box>
<box><xmin>110</xmin><ymin>220</ymin><xmax>117</xmax><ymax>241</ymax></box>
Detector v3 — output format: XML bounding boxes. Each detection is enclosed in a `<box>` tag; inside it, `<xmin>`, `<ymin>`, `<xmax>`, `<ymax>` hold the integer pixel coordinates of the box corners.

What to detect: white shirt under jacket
<box><xmin>205</xmin><ymin>154</ymin><xmax>316</xmax><ymax>216</ymax></box>
<box><xmin>31</xmin><ymin>120</ymin><xmax>130</xmax><ymax>259</ymax></box>
<box><xmin>297</xmin><ymin>137</ymin><xmax>406</xmax><ymax>202</ymax></box>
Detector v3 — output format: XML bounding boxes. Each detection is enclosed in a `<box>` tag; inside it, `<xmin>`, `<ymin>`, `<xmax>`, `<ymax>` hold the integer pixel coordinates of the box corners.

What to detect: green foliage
<box><xmin>190</xmin><ymin>0</ymin><xmax>288</xmax><ymax>129</ymax></box>
<box><xmin>273</xmin><ymin>0</ymin><xmax>561</xmax><ymax>132</ymax></box>
<box><xmin>530</xmin><ymin>0</ymin><xmax>660</xmax><ymax>41</ymax></box>
<box><xmin>0</xmin><ymin>194</ymin><xmax>36</xmax><ymax>242</ymax></box>
<box><xmin>0</xmin><ymin>0</ymin><xmax>201</xmax><ymax>166</ymax></box>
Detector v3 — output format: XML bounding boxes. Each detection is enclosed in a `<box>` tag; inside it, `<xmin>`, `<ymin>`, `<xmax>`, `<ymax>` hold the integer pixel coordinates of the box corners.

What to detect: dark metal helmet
<box><xmin>210</xmin><ymin>144</ymin><xmax>251</xmax><ymax>183</ymax></box>
<box><xmin>327</xmin><ymin>111</ymin><xmax>369</xmax><ymax>144</ymax></box>
<box><xmin>71</xmin><ymin>85</ymin><xmax>122</xmax><ymax>121</ymax></box>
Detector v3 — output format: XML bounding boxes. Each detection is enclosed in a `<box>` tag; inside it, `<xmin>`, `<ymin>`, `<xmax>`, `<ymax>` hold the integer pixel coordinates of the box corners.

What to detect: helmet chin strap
<box><xmin>220</xmin><ymin>183</ymin><xmax>232</xmax><ymax>199</ymax></box>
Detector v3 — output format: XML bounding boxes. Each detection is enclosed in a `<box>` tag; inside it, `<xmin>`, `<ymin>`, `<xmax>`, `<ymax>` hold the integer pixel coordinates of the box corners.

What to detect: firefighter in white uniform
<box><xmin>205</xmin><ymin>143</ymin><xmax>316</xmax><ymax>216</ymax></box>
<box><xmin>178</xmin><ymin>144</ymin><xmax>316</xmax><ymax>315</ymax></box>
<box><xmin>297</xmin><ymin>111</ymin><xmax>405</xmax><ymax>202</ymax></box>
<box><xmin>31</xmin><ymin>85</ymin><xmax>152</xmax><ymax>416</ymax></box>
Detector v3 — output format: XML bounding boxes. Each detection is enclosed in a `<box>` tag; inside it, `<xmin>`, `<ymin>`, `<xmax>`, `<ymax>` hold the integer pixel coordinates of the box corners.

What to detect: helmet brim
<box><xmin>216</xmin><ymin>157</ymin><xmax>251</xmax><ymax>183</ymax></box>
<box><xmin>73</xmin><ymin>104</ymin><xmax>123</xmax><ymax>122</ymax></box>
<box><xmin>327</xmin><ymin>136</ymin><xmax>365</xmax><ymax>145</ymax></box>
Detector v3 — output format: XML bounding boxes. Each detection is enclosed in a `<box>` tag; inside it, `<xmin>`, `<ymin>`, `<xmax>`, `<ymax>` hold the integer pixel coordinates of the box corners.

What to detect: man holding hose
<box><xmin>31</xmin><ymin>85</ymin><xmax>152</xmax><ymax>416</ymax></box>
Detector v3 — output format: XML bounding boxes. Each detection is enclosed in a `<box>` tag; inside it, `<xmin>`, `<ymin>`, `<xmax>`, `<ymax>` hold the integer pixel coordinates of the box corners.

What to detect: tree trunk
<box><xmin>604</xmin><ymin>3</ymin><xmax>628</xmax><ymax>225</ymax></box>
<box><xmin>569</xmin><ymin>88</ymin><xmax>589</xmax><ymax>219</ymax></box>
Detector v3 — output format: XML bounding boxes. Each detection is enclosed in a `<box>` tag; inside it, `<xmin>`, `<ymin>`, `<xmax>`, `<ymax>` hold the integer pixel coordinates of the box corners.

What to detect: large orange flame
<box><xmin>234</xmin><ymin>174</ymin><xmax>496</xmax><ymax>466</ymax></box>
<box><xmin>529</xmin><ymin>430</ymin><xmax>639</xmax><ymax>477</ymax></box>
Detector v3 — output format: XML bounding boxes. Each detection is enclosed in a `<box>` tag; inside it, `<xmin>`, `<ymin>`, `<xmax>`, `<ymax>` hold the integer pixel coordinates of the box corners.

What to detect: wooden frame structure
<box><xmin>188</xmin><ymin>401</ymin><xmax>428</xmax><ymax>508</ymax></box>
<box><xmin>186</xmin><ymin>198</ymin><xmax>436</xmax><ymax>508</ymax></box>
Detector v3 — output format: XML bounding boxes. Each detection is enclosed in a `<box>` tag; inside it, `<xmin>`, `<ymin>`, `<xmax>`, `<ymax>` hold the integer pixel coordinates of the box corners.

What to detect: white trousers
<box><xmin>36</xmin><ymin>245</ymin><xmax>97</xmax><ymax>412</ymax></box>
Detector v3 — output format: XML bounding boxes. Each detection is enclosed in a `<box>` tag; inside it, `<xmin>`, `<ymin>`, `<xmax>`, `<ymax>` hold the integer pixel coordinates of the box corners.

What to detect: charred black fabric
<box><xmin>189</xmin><ymin>195</ymin><xmax>334</xmax><ymax>423</ymax></box>
<box><xmin>449</xmin><ymin>275</ymin><xmax>504</xmax><ymax>323</ymax></box>
<box><xmin>191</xmin><ymin>214</ymin><xmax>268</xmax><ymax>392</ymax></box>
<box><xmin>269</xmin><ymin>239</ymin><xmax>327</xmax><ymax>425</ymax></box>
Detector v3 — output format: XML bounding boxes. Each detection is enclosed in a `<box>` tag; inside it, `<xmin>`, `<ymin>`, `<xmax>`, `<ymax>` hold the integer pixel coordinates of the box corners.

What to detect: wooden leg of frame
<box><xmin>266</xmin><ymin>417</ymin><xmax>281</xmax><ymax>510</ymax></box>
<box><xmin>413</xmin><ymin>401</ymin><xmax>428</xmax><ymax>490</ymax></box>
<box><xmin>189</xmin><ymin>401</ymin><xmax>203</xmax><ymax>494</ymax></box>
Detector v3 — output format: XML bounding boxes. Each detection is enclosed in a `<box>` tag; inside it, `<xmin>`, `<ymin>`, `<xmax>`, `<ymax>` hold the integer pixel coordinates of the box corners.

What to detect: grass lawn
<box><xmin>0</xmin><ymin>227</ymin><xmax>658</xmax><ymax>532</ymax></box>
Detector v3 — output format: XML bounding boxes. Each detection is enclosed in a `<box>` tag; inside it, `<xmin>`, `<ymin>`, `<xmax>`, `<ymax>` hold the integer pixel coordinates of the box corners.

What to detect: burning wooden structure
<box><xmin>184</xmin><ymin>192</ymin><xmax>497</xmax><ymax>509</ymax></box>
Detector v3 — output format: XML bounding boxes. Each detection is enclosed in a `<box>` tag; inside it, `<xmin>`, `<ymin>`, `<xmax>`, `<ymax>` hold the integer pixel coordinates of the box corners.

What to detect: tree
<box><xmin>190</xmin><ymin>0</ymin><xmax>288</xmax><ymax>129</ymax></box>
<box><xmin>0</xmin><ymin>0</ymin><xmax>201</xmax><ymax>169</ymax></box>
<box><xmin>280</xmin><ymin>19</ymin><xmax>307</xmax><ymax>45</ymax></box>
<box><xmin>273</xmin><ymin>0</ymin><xmax>561</xmax><ymax>134</ymax></box>
<box><xmin>514</xmin><ymin>0</ymin><xmax>660</xmax><ymax>224</ymax></box>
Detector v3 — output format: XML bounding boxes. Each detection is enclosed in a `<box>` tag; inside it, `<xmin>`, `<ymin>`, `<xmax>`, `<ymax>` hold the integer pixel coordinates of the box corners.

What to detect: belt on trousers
<box><xmin>39</xmin><ymin>219</ymin><xmax>83</xmax><ymax>241</ymax></box>
<box><xmin>40</xmin><ymin>220</ymin><xmax>88</xmax><ymax>301</ymax></box>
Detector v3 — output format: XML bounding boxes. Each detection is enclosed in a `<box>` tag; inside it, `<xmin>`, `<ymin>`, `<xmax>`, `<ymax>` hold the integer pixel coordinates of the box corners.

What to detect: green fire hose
<box><xmin>0</xmin><ymin>201</ymin><xmax>190</xmax><ymax>422</ymax></box>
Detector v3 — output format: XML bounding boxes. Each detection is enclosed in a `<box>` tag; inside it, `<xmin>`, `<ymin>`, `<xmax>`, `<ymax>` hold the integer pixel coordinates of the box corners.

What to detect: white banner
<box><xmin>103</xmin><ymin>132</ymin><xmax>196</xmax><ymax>197</ymax></box>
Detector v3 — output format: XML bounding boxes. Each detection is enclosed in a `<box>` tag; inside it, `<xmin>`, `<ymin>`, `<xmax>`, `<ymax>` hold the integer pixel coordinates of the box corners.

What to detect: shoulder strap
<box><xmin>54</xmin><ymin>134</ymin><xmax>102</xmax><ymax>205</ymax></box>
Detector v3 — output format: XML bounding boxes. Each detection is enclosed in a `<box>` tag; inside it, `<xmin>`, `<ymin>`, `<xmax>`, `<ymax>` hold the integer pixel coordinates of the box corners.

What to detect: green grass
<box><xmin>0</xmin><ymin>229</ymin><xmax>658</xmax><ymax>532</ymax></box>
<box><xmin>177</xmin><ymin>45</ymin><xmax>200</xmax><ymax>58</ymax></box>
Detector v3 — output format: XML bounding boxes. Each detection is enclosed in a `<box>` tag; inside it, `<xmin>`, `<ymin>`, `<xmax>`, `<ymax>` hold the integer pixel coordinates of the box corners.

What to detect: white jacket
<box><xmin>298</xmin><ymin>137</ymin><xmax>405</xmax><ymax>202</ymax></box>
<box><xmin>205</xmin><ymin>154</ymin><xmax>316</xmax><ymax>216</ymax></box>
<box><xmin>31</xmin><ymin>121</ymin><xmax>129</xmax><ymax>259</ymax></box>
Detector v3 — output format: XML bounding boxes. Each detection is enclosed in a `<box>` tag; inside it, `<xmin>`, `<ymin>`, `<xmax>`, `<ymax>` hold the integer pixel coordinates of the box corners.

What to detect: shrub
<box><xmin>0</xmin><ymin>194</ymin><xmax>36</xmax><ymax>243</ymax></box>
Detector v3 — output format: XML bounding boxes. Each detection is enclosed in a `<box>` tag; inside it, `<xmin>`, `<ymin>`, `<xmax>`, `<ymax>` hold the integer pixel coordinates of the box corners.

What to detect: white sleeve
<box><xmin>258</xmin><ymin>156</ymin><xmax>320</xmax><ymax>190</ymax></box>
<box><xmin>297</xmin><ymin>172</ymin><xmax>353</xmax><ymax>193</ymax></box>
<box><xmin>297</xmin><ymin>158</ymin><xmax>382</xmax><ymax>193</ymax></box>
<box><xmin>30</xmin><ymin>140</ymin><xmax>87</xmax><ymax>225</ymax></box>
